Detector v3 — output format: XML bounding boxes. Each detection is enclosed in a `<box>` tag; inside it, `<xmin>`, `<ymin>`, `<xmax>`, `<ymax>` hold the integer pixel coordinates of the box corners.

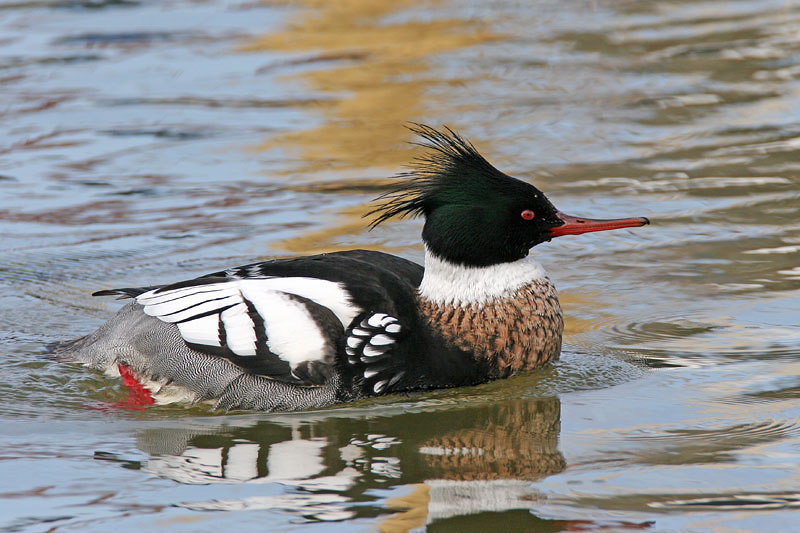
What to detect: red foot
<box><xmin>115</xmin><ymin>363</ymin><xmax>155</xmax><ymax>409</ymax></box>
<box><xmin>82</xmin><ymin>364</ymin><xmax>155</xmax><ymax>411</ymax></box>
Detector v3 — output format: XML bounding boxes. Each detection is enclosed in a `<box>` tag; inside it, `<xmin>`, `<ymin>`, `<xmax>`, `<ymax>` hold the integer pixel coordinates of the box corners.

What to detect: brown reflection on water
<box><xmin>418</xmin><ymin>399</ymin><xmax>564</xmax><ymax>481</ymax></box>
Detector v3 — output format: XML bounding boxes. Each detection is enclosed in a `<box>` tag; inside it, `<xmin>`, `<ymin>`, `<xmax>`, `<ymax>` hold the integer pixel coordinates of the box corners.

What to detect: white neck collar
<box><xmin>418</xmin><ymin>247</ymin><xmax>549</xmax><ymax>306</ymax></box>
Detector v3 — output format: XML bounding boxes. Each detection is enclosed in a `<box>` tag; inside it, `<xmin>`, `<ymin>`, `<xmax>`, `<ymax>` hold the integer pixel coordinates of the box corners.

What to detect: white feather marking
<box><xmin>379</xmin><ymin>316</ymin><xmax>397</xmax><ymax>327</ymax></box>
<box><xmin>364</xmin><ymin>369</ymin><xmax>379</xmax><ymax>379</ymax></box>
<box><xmin>138</xmin><ymin>286</ymin><xmax>239</xmax><ymax>308</ymax></box>
<box><xmin>352</xmin><ymin>328</ymin><xmax>369</xmax><ymax>337</ymax></box>
<box><xmin>177</xmin><ymin>314</ymin><xmax>221</xmax><ymax>346</ymax></box>
<box><xmin>373</xmin><ymin>379</ymin><xmax>388</xmax><ymax>394</ymax></box>
<box><xmin>220</xmin><ymin>304</ymin><xmax>257</xmax><ymax>356</ymax></box>
<box><xmin>137</xmin><ymin>285</ymin><xmax>194</xmax><ymax>302</ymax></box>
<box><xmin>370</xmin><ymin>334</ymin><xmax>394</xmax><ymax>346</ymax></box>
<box><xmin>140</xmin><ymin>290</ymin><xmax>240</xmax><ymax>322</ymax></box>
<box><xmin>418</xmin><ymin>247</ymin><xmax>549</xmax><ymax>306</ymax></box>
<box><xmin>363</xmin><ymin>345</ymin><xmax>385</xmax><ymax>357</ymax></box>
<box><xmin>346</xmin><ymin>336</ymin><xmax>362</xmax><ymax>349</ymax></box>
<box><xmin>367</xmin><ymin>313</ymin><xmax>388</xmax><ymax>327</ymax></box>
<box><xmin>155</xmin><ymin>296</ymin><xmax>241</xmax><ymax>323</ymax></box>
<box><xmin>385</xmin><ymin>323</ymin><xmax>401</xmax><ymax>334</ymax></box>
<box><xmin>241</xmin><ymin>287</ymin><xmax>328</xmax><ymax>367</ymax></box>
<box><xmin>245</xmin><ymin>277</ymin><xmax>360</xmax><ymax>328</ymax></box>
<box><xmin>345</xmin><ymin>347</ymin><xmax>356</xmax><ymax>356</ymax></box>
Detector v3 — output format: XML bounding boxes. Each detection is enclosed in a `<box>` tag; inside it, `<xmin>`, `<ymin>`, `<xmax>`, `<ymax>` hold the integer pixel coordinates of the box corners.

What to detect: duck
<box><xmin>54</xmin><ymin>124</ymin><xmax>649</xmax><ymax>411</ymax></box>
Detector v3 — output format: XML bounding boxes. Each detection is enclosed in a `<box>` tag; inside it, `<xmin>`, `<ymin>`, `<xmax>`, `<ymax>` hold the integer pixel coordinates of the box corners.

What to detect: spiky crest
<box><xmin>367</xmin><ymin>123</ymin><xmax>515</xmax><ymax>228</ymax></box>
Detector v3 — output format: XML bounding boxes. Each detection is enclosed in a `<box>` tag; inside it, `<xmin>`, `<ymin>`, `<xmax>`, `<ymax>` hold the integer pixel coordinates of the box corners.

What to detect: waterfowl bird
<box><xmin>55</xmin><ymin>125</ymin><xmax>649</xmax><ymax>411</ymax></box>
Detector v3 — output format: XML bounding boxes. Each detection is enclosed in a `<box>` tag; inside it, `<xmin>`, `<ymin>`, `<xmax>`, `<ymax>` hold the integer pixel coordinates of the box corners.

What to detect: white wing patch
<box><xmin>178</xmin><ymin>314</ymin><xmax>222</xmax><ymax>346</ymax></box>
<box><xmin>137</xmin><ymin>278</ymin><xmax>361</xmax><ymax>369</ymax></box>
<box><xmin>220</xmin><ymin>304</ymin><xmax>257</xmax><ymax>355</ymax></box>
<box><xmin>247</xmin><ymin>289</ymin><xmax>326</xmax><ymax>368</ymax></box>
<box><xmin>246</xmin><ymin>277</ymin><xmax>359</xmax><ymax>327</ymax></box>
<box><xmin>139</xmin><ymin>285</ymin><xmax>242</xmax><ymax>323</ymax></box>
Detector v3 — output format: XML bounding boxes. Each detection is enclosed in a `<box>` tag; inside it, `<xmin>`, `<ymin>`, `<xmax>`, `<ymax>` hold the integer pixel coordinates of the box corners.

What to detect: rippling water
<box><xmin>1</xmin><ymin>0</ymin><xmax>799</xmax><ymax>531</ymax></box>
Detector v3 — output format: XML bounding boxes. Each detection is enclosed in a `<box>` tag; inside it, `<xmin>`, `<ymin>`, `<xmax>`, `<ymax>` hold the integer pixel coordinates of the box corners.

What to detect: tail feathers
<box><xmin>46</xmin><ymin>335</ymin><xmax>94</xmax><ymax>362</ymax></box>
<box><xmin>48</xmin><ymin>301</ymin><xmax>149</xmax><ymax>367</ymax></box>
<box><xmin>93</xmin><ymin>286</ymin><xmax>161</xmax><ymax>299</ymax></box>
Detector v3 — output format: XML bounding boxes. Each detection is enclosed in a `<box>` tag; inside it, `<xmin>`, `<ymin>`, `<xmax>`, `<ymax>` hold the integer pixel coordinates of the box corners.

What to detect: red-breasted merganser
<box><xmin>54</xmin><ymin>125</ymin><xmax>649</xmax><ymax>411</ymax></box>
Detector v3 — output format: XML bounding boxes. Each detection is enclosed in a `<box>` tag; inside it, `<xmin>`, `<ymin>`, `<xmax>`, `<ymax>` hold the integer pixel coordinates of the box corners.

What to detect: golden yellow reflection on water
<box><xmin>241</xmin><ymin>0</ymin><xmax>506</xmax><ymax>253</ymax></box>
<box><xmin>243</xmin><ymin>0</ymin><xmax>501</xmax><ymax>172</ymax></box>
<box><xmin>274</xmin><ymin>203</ymin><xmax>380</xmax><ymax>254</ymax></box>
<box><xmin>381</xmin><ymin>484</ymin><xmax>430</xmax><ymax>533</ymax></box>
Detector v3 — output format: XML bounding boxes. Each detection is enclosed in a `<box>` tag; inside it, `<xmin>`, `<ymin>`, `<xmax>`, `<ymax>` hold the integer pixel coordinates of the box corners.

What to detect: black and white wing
<box><xmin>136</xmin><ymin>277</ymin><xmax>362</xmax><ymax>384</ymax></box>
<box><xmin>94</xmin><ymin>250</ymin><xmax>426</xmax><ymax>389</ymax></box>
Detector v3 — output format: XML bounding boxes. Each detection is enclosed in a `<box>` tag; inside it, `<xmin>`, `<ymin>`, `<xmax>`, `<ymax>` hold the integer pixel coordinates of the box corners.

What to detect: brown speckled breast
<box><xmin>418</xmin><ymin>279</ymin><xmax>563</xmax><ymax>377</ymax></box>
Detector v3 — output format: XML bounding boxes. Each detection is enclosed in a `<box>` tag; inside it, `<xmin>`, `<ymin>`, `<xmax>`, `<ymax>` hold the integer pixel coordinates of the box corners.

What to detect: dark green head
<box><xmin>368</xmin><ymin>124</ymin><xmax>649</xmax><ymax>267</ymax></box>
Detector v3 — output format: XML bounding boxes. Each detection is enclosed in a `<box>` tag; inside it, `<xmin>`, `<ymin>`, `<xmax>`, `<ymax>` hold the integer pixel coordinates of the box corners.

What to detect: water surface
<box><xmin>1</xmin><ymin>0</ymin><xmax>799</xmax><ymax>531</ymax></box>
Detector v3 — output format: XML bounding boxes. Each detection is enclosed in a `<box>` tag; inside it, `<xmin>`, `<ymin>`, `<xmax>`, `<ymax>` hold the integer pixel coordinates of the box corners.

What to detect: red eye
<box><xmin>521</xmin><ymin>209</ymin><xmax>535</xmax><ymax>220</ymax></box>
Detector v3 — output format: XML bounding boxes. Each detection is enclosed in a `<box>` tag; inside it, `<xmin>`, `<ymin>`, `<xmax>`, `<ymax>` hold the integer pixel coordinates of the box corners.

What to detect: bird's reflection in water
<box><xmin>129</xmin><ymin>398</ymin><xmax>568</xmax><ymax>526</ymax></box>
